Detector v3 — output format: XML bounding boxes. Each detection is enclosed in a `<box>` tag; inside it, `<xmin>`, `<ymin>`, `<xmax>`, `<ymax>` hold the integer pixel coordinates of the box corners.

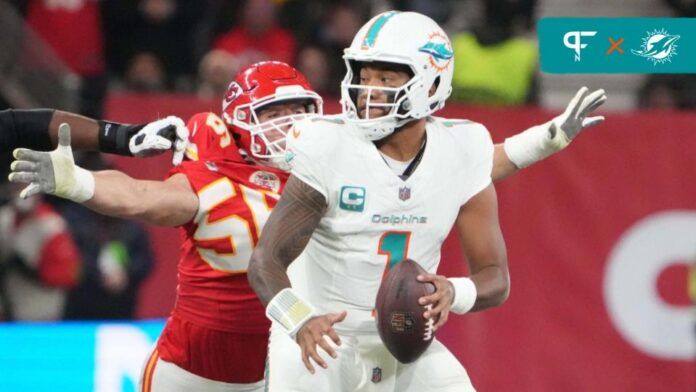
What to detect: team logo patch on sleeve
<box><xmin>249</xmin><ymin>171</ymin><xmax>281</xmax><ymax>192</ymax></box>
<box><xmin>284</xmin><ymin>148</ymin><xmax>296</xmax><ymax>163</ymax></box>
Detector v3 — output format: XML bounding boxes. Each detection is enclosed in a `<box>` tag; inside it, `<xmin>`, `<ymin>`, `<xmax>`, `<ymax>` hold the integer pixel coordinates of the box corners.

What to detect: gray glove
<box><xmin>504</xmin><ymin>86</ymin><xmax>607</xmax><ymax>168</ymax></box>
<box><xmin>8</xmin><ymin>123</ymin><xmax>95</xmax><ymax>202</ymax></box>
<box><xmin>551</xmin><ymin>86</ymin><xmax>607</xmax><ymax>141</ymax></box>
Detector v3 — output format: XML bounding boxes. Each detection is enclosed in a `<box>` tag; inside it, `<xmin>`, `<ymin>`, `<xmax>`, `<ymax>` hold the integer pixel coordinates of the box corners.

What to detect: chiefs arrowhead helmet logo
<box><xmin>222</xmin><ymin>82</ymin><xmax>243</xmax><ymax>110</ymax></box>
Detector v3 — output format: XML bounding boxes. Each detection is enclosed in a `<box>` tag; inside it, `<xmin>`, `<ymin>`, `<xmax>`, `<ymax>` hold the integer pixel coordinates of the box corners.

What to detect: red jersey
<box><xmin>155</xmin><ymin>112</ymin><xmax>288</xmax><ymax>383</ymax></box>
<box><xmin>168</xmin><ymin>158</ymin><xmax>287</xmax><ymax>333</ymax></box>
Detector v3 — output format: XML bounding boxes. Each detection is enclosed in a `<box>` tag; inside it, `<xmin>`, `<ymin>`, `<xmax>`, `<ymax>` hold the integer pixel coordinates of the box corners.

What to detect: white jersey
<box><xmin>285</xmin><ymin>115</ymin><xmax>494</xmax><ymax>335</ymax></box>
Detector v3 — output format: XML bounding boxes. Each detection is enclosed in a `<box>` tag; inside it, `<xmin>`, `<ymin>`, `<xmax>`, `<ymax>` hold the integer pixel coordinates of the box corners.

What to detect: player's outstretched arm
<box><xmin>85</xmin><ymin>172</ymin><xmax>197</xmax><ymax>227</ymax></box>
<box><xmin>0</xmin><ymin>109</ymin><xmax>188</xmax><ymax>165</ymax></box>
<box><xmin>491</xmin><ymin>143</ymin><xmax>518</xmax><ymax>182</ymax></box>
<box><xmin>248</xmin><ymin>175</ymin><xmax>345</xmax><ymax>373</ymax></box>
<box><xmin>1</xmin><ymin>109</ymin><xmax>79</xmax><ymax>152</ymax></box>
<box><xmin>491</xmin><ymin>86</ymin><xmax>607</xmax><ymax>181</ymax></box>
<box><xmin>8</xmin><ymin>123</ymin><xmax>197</xmax><ymax>227</ymax></box>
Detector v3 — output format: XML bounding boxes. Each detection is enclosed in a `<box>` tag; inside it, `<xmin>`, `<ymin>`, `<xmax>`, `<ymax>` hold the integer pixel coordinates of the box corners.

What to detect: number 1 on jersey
<box><xmin>378</xmin><ymin>231</ymin><xmax>412</xmax><ymax>276</ymax></box>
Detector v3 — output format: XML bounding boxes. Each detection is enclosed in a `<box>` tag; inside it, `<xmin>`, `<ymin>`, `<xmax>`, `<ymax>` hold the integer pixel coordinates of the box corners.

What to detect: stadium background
<box><xmin>0</xmin><ymin>0</ymin><xmax>694</xmax><ymax>391</ymax></box>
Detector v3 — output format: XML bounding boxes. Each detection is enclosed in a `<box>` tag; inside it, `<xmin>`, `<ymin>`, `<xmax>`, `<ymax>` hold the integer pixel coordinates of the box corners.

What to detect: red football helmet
<box><xmin>221</xmin><ymin>61</ymin><xmax>322</xmax><ymax>169</ymax></box>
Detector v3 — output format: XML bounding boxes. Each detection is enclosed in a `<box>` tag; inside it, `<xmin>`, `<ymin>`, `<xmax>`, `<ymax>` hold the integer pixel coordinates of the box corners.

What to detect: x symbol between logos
<box><xmin>607</xmin><ymin>37</ymin><xmax>624</xmax><ymax>55</ymax></box>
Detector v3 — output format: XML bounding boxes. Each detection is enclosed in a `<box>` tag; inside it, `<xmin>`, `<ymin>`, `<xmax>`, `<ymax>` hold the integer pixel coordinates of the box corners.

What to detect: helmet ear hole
<box><xmin>349</xmin><ymin>60</ymin><xmax>362</xmax><ymax>84</ymax></box>
<box><xmin>429</xmin><ymin>76</ymin><xmax>441</xmax><ymax>97</ymax></box>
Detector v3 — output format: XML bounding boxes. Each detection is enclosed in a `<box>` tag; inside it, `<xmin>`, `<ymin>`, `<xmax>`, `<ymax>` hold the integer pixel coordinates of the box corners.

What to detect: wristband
<box><xmin>503</xmin><ymin>122</ymin><xmax>570</xmax><ymax>169</ymax></box>
<box><xmin>97</xmin><ymin>121</ymin><xmax>145</xmax><ymax>156</ymax></box>
<box><xmin>69</xmin><ymin>166</ymin><xmax>95</xmax><ymax>202</ymax></box>
<box><xmin>266</xmin><ymin>288</ymin><xmax>316</xmax><ymax>337</ymax></box>
<box><xmin>448</xmin><ymin>277</ymin><xmax>477</xmax><ymax>314</ymax></box>
<box><xmin>55</xmin><ymin>165</ymin><xmax>95</xmax><ymax>203</ymax></box>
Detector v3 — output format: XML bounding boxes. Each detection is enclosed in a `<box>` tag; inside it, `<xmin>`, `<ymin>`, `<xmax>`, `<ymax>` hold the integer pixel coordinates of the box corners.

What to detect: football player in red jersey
<box><xmin>8</xmin><ymin>61</ymin><xmax>322</xmax><ymax>392</ymax></box>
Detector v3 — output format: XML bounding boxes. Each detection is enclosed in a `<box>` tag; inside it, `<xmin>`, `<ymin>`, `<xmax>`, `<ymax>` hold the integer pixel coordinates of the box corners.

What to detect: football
<box><xmin>375</xmin><ymin>258</ymin><xmax>436</xmax><ymax>363</ymax></box>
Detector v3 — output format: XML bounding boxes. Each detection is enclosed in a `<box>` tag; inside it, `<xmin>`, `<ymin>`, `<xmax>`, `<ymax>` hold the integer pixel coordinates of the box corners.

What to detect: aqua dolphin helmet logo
<box><xmin>632</xmin><ymin>29</ymin><xmax>680</xmax><ymax>65</ymax></box>
<box><xmin>418</xmin><ymin>32</ymin><xmax>454</xmax><ymax>71</ymax></box>
<box><xmin>418</xmin><ymin>42</ymin><xmax>454</xmax><ymax>61</ymax></box>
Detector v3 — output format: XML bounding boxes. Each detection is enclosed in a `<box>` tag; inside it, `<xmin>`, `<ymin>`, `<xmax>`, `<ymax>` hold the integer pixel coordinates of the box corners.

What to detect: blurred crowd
<box><xmin>3</xmin><ymin>0</ymin><xmax>695</xmax><ymax>116</ymax></box>
<box><xmin>0</xmin><ymin>152</ymin><xmax>154</xmax><ymax>322</ymax></box>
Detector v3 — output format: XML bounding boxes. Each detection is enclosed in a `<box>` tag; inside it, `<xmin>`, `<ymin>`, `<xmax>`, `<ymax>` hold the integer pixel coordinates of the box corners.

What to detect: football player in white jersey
<box><xmin>248</xmin><ymin>11</ymin><xmax>606</xmax><ymax>392</ymax></box>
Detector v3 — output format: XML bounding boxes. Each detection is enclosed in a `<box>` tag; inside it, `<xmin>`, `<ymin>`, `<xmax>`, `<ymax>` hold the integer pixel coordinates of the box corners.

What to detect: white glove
<box><xmin>8</xmin><ymin>123</ymin><xmax>95</xmax><ymax>202</ymax></box>
<box><xmin>129</xmin><ymin>116</ymin><xmax>189</xmax><ymax>166</ymax></box>
<box><xmin>504</xmin><ymin>86</ymin><xmax>607</xmax><ymax>168</ymax></box>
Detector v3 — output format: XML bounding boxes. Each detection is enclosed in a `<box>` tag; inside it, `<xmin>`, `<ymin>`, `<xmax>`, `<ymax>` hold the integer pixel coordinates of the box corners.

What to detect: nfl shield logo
<box><xmin>398</xmin><ymin>187</ymin><xmax>411</xmax><ymax>201</ymax></box>
<box><xmin>371</xmin><ymin>367</ymin><xmax>382</xmax><ymax>383</ymax></box>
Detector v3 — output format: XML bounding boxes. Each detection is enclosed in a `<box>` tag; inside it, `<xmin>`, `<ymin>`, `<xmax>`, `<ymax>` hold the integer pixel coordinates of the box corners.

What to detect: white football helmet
<box><xmin>341</xmin><ymin>11</ymin><xmax>454</xmax><ymax>140</ymax></box>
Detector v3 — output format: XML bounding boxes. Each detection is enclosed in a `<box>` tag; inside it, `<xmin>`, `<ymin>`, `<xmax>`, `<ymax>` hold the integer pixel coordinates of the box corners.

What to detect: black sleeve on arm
<box><xmin>0</xmin><ymin>109</ymin><xmax>55</xmax><ymax>153</ymax></box>
<box><xmin>97</xmin><ymin>120</ymin><xmax>146</xmax><ymax>156</ymax></box>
